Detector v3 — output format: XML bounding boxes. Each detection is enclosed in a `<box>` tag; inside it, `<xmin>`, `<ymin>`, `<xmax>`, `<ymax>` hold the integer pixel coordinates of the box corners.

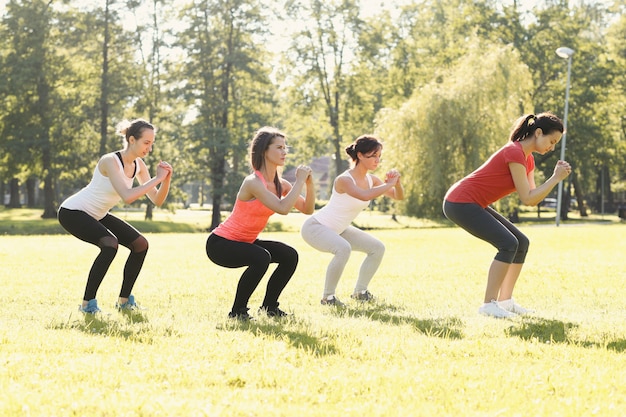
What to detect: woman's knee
<box><xmin>516</xmin><ymin>233</ymin><xmax>530</xmax><ymax>253</ymax></box>
<box><xmin>284</xmin><ymin>245</ymin><xmax>299</xmax><ymax>263</ymax></box>
<box><xmin>130</xmin><ymin>235</ymin><xmax>149</xmax><ymax>253</ymax></box>
<box><xmin>372</xmin><ymin>240</ymin><xmax>385</xmax><ymax>256</ymax></box>
<box><xmin>334</xmin><ymin>240</ymin><xmax>352</xmax><ymax>258</ymax></box>
<box><xmin>98</xmin><ymin>235</ymin><xmax>118</xmax><ymax>250</ymax></box>
<box><xmin>495</xmin><ymin>235</ymin><xmax>519</xmax><ymax>263</ymax></box>
<box><xmin>250</xmin><ymin>248</ymin><xmax>272</xmax><ymax>268</ymax></box>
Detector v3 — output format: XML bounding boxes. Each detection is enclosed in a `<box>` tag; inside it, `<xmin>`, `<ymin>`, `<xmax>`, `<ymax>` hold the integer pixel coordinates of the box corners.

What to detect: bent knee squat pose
<box><xmin>443</xmin><ymin>112</ymin><xmax>571</xmax><ymax>318</ymax></box>
<box><xmin>58</xmin><ymin>119</ymin><xmax>172</xmax><ymax>313</ymax></box>
<box><xmin>206</xmin><ymin>127</ymin><xmax>315</xmax><ymax>320</ymax></box>
<box><xmin>301</xmin><ymin>135</ymin><xmax>404</xmax><ymax>307</ymax></box>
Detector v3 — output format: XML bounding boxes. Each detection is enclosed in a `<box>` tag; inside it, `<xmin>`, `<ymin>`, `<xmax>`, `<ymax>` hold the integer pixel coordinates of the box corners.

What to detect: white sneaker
<box><xmin>478</xmin><ymin>300</ymin><xmax>517</xmax><ymax>318</ymax></box>
<box><xmin>499</xmin><ymin>298</ymin><xmax>534</xmax><ymax>315</ymax></box>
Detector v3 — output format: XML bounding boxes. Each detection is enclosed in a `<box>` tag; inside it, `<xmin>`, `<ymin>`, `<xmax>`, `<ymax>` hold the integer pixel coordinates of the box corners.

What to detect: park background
<box><xmin>0</xmin><ymin>0</ymin><xmax>625</xmax><ymax>226</ymax></box>
<box><xmin>2</xmin><ymin>0</ymin><xmax>626</xmax><ymax>415</ymax></box>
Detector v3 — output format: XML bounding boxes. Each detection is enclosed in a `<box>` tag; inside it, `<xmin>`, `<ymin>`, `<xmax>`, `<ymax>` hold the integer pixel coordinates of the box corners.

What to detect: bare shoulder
<box><xmin>241</xmin><ymin>173</ymin><xmax>260</xmax><ymax>187</ymax></box>
<box><xmin>334</xmin><ymin>174</ymin><xmax>352</xmax><ymax>193</ymax></box>
<box><xmin>98</xmin><ymin>153</ymin><xmax>117</xmax><ymax>175</ymax></box>
<box><xmin>239</xmin><ymin>174</ymin><xmax>265</xmax><ymax>200</ymax></box>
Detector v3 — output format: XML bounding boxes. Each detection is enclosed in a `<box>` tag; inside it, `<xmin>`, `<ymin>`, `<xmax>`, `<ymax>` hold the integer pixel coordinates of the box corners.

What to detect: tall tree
<box><xmin>0</xmin><ymin>0</ymin><xmax>56</xmax><ymax>214</ymax></box>
<box><xmin>285</xmin><ymin>0</ymin><xmax>363</xmax><ymax>177</ymax></box>
<box><xmin>175</xmin><ymin>0</ymin><xmax>274</xmax><ymax>229</ymax></box>
<box><xmin>508</xmin><ymin>2</ymin><xmax>616</xmax><ymax>218</ymax></box>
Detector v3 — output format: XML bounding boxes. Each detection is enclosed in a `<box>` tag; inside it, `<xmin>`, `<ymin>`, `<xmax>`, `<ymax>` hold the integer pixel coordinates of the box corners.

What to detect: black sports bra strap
<box><xmin>115</xmin><ymin>151</ymin><xmax>137</xmax><ymax>177</ymax></box>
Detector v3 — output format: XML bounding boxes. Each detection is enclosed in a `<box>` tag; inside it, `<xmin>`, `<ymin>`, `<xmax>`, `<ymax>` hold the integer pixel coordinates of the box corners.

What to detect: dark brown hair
<box><xmin>345</xmin><ymin>135</ymin><xmax>383</xmax><ymax>165</ymax></box>
<box><xmin>249</xmin><ymin>126</ymin><xmax>285</xmax><ymax>197</ymax></box>
<box><xmin>509</xmin><ymin>112</ymin><xmax>564</xmax><ymax>142</ymax></box>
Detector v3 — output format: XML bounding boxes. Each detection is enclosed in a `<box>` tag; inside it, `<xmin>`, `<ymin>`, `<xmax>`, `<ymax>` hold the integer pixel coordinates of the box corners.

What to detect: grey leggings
<box><xmin>301</xmin><ymin>217</ymin><xmax>385</xmax><ymax>298</ymax></box>
<box><xmin>442</xmin><ymin>200</ymin><xmax>529</xmax><ymax>264</ymax></box>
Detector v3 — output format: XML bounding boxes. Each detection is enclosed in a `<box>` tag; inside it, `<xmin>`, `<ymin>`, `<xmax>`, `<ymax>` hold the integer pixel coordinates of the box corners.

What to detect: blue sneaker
<box><xmin>116</xmin><ymin>295</ymin><xmax>143</xmax><ymax>311</ymax></box>
<box><xmin>79</xmin><ymin>299</ymin><xmax>101</xmax><ymax>314</ymax></box>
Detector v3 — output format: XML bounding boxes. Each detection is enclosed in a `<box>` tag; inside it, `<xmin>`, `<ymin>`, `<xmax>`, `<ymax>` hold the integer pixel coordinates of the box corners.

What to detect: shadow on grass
<box><xmin>505</xmin><ymin>317</ymin><xmax>626</xmax><ymax>352</ymax></box>
<box><xmin>217</xmin><ymin>318</ymin><xmax>339</xmax><ymax>357</ymax></box>
<box><xmin>336</xmin><ymin>301</ymin><xmax>465</xmax><ymax>339</ymax></box>
<box><xmin>48</xmin><ymin>311</ymin><xmax>176</xmax><ymax>343</ymax></box>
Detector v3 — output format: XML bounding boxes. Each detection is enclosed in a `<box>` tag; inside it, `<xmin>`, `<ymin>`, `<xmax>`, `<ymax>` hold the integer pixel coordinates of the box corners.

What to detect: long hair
<box><xmin>509</xmin><ymin>112</ymin><xmax>564</xmax><ymax>142</ymax></box>
<box><xmin>249</xmin><ymin>126</ymin><xmax>285</xmax><ymax>197</ymax></box>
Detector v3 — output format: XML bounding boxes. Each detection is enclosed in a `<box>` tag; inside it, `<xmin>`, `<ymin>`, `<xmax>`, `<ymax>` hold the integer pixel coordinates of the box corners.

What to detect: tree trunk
<box><xmin>26</xmin><ymin>177</ymin><xmax>36</xmax><ymax>207</ymax></box>
<box><xmin>41</xmin><ymin>169</ymin><xmax>57</xmax><ymax>218</ymax></box>
<box><xmin>8</xmin><ymin>178</ymin><xmax>21</xmax><ymax>208</ymax></box>
<box><xmin>145</xmin><ymin>201</ymin><xmax>153</xmax><ymax>220</ymax></box>
<box><xmin>99</xmin><ymin>0</ymin><xmax>111</xmax><ymax>156</ymax></box>
<box><xmin>571</xmin><ymin>172</ymin><xmax>587</xmax><ymax>217</ymax></box>
<box><xmin>210</xmin><ymin>194</ymin><xmax>222</xmax><ymax>231</ymax></box>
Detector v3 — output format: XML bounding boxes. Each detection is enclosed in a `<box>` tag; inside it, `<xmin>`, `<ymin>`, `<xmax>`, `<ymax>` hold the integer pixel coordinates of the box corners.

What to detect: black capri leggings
<box><xmin>443</xmin><ymin>201</ymin><xmax>529</xmax><ymax>264</ymax></box>
<box><xmin>206</xmin><ymin>233</ymin><xmax>298</xmax><ymax>313</ymax></box>
<box><xmin>58</xmin><ymin>207</ymin><xmax>148</xmax><ymax>300</ymax></box>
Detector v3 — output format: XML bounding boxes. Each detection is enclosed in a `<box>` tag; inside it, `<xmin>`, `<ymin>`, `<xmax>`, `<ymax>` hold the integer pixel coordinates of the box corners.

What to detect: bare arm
<box><xmin>138</xmin><ymin>160</ymin><xmax>173</xmax><ymax>207</ymax></box>
<box><xmin>336</xmin><ymin>171</ymin><xmax>399</xmax><ymax>201</ymax></box>
<box><xmin>100</xmin><ymin>154</ymin><xmax>171</xmax><ymax>206</ymax></box>
<box><xmin>382</xmin><ymin>170</ymin><xmax>404</xmax><ymax>200</ymax></box>
<box><xmin>510</xmin><ymin>160</ymin><xmax>571</xmax><ymax>206</ymax></box>
<box><xmin>238</xmin><ymin>165</ymin><xmax>311</xmax><ymax>215</ymax></box>
<box><xmin>293</xmin><ymin>174</ymin><xmax>316</xmax><ymax>214</ymax></box>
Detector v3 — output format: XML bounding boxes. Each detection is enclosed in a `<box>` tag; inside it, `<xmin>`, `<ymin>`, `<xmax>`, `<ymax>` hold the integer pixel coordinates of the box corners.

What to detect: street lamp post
<box><xmin>555</xmin><ymin>46</ymin><xmax>574</xmax><ymax>227</ymax></box>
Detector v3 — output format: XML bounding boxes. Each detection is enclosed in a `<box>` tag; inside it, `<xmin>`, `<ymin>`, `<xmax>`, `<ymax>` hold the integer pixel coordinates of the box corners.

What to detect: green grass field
<box><xmin>2</xmin><ymin>211</ymin><xmax>626</xmax><ymax>416</ymax></box>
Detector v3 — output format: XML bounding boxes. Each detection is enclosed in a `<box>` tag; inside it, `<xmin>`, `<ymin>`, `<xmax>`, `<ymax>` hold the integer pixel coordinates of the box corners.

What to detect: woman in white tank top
<box><xmin>58</xmin><ymin>119</ymin><xmax>172</xmax><ymax>314</ymax></box>
<box><xmin>301</xmin><ymin>135</ymin><xmax>404</xmax><ymax>307</ymax></box>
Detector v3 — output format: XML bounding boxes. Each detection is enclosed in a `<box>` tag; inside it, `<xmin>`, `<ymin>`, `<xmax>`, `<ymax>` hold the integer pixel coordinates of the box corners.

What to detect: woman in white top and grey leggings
<box><xmin>301</xmin><ymin>135</ymin><xmax>404</xmax><ymax>307</ymax></box>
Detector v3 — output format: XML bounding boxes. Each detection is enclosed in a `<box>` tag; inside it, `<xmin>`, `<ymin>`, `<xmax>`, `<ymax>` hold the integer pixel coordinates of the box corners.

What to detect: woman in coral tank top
<box><xmin>206</xmin><ymin>126</ymin><xmax>315</xmax><ymax>320</ymax></box>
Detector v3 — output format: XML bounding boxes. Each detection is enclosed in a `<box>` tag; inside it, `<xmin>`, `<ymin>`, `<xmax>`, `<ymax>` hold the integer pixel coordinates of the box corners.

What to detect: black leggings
<box><xmin>58</xmin><ymin>208</ymin><xmax>148</xmax><ymax>301</ymax></box>
<box><xmin>206</xmin><ymin>233</ymin><xmax>298</xmax><ymax>313</ymax></box>
<box><xmin>443</xmin><ymin>201</ymin><xmax>529</xmax><ymax>264</ymax></box>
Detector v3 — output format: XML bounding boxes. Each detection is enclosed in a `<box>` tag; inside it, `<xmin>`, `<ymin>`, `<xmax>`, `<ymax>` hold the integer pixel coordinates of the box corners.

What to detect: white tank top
<box><xmin>312</xmin><ymin>171</ymin><xmax>372</xmax><ymax>234</ymax></box>
<box><xmin>60</xmin><ymin>153</ymin><xmax>139</xmax><ymax>220</ymax></box>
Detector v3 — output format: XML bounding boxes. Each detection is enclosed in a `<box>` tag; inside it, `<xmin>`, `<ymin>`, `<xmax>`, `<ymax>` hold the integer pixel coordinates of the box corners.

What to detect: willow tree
<box><xmin>377</xmin><ymin>41</ymin><xmax>533</xmax><ymax>218</ymax></box>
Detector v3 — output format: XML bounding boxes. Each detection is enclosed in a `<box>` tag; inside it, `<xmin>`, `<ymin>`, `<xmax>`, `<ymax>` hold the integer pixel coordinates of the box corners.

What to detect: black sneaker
<box><xmin>259</xmin><ymin>305</ymin><xmax>290</xmax><ymax>317</ymax></box>
<box><xmin>228</xmin><ymin>307</ymin><xmax>253</xmax><ymax>321</ymax></box>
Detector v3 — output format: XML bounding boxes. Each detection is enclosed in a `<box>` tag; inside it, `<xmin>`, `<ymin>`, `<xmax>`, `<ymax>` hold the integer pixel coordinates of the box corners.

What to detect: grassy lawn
<box><xmin>2</xmin><ymin>213</ymin><xmax>626</xmax><ymax>416</ymax></box>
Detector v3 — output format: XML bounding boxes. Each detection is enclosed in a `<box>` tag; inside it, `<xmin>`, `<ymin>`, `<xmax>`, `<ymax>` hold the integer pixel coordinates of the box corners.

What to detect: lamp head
<box><xmin>556</xmin><ymin>47</ymin><xmax>575</xmax><ymax>59</ymax></box>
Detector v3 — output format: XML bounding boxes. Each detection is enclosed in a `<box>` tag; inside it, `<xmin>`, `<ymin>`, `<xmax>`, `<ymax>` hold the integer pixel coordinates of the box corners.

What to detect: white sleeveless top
<box><xmin>60</xmin><ymin>153</ymin><xmax>138</xmax><ymax>220</ymax></box>
<box><xmin>312</xmin><ymin>170</ymin><xmax>373</xmax><ymax>234</ymax></box>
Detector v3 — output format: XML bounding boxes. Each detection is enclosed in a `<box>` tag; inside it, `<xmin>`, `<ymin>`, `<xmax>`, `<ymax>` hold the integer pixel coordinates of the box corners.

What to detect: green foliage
<box><xmin>378</xmin><ymin>41</ymin><xmax>533</xmax><ymax>217</ymax></box>
<box><xmin>1</xmin><ymin>0</ymin><xmax>626</xmax><ymax>221</ymax></box>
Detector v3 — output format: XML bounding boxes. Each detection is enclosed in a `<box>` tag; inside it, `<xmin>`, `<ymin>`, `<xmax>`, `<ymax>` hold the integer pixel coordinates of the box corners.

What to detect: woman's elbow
<box><xmin>520</xmin><ymin>197</ymin><xmax>538</xmax><ymax>207</ymax></box>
